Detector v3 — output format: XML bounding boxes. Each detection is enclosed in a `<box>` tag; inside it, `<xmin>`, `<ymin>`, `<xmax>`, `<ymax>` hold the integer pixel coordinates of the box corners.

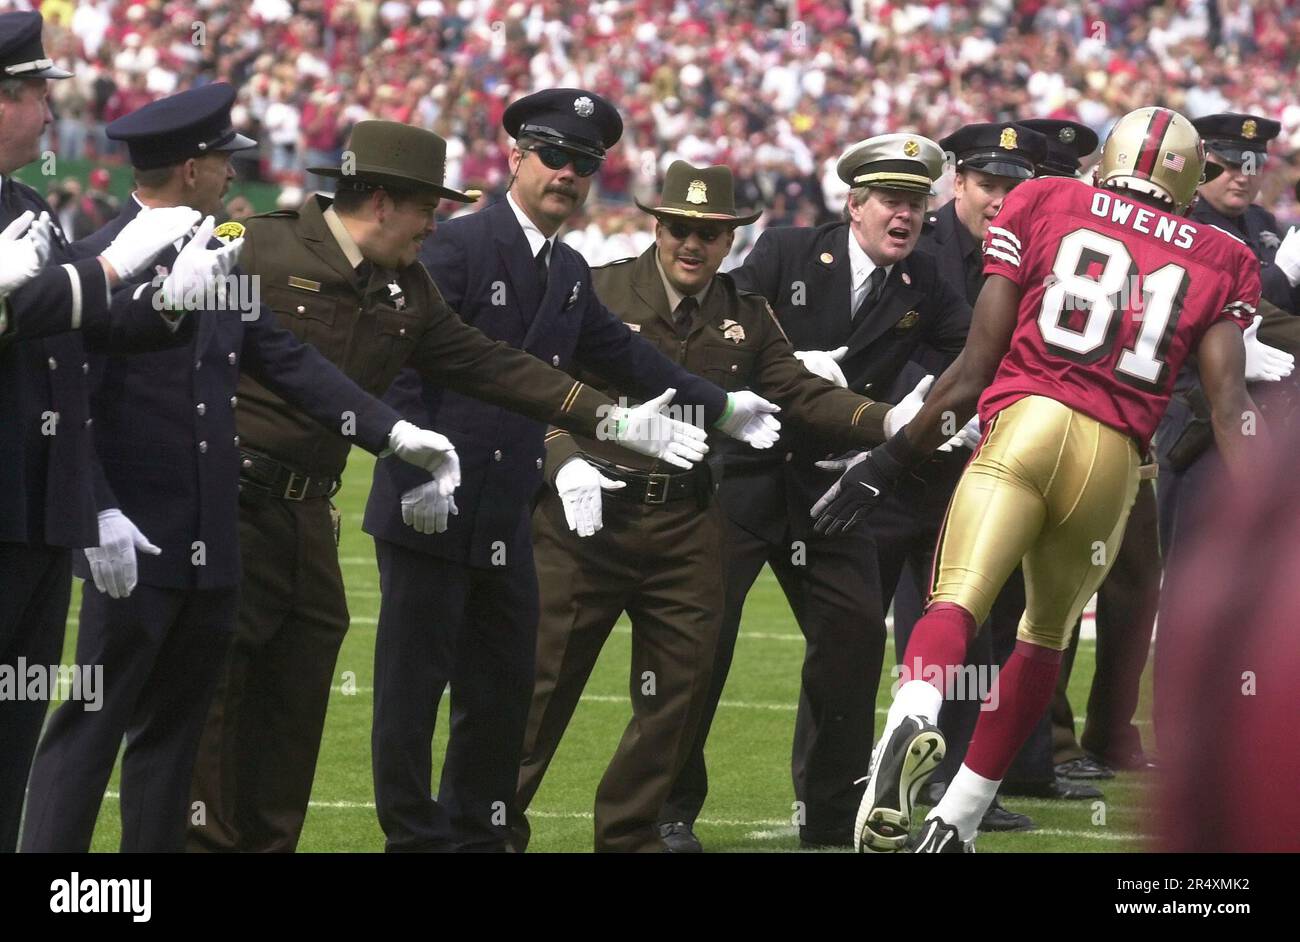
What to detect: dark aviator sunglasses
<box><xmin>529</xmin><ymin>145</ymin><xmax>602</xmax><ymax>177</ymax></box>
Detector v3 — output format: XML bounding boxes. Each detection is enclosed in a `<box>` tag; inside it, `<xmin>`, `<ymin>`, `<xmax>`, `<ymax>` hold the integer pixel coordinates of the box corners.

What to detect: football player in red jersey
<box><xmin>811</xmin><ymin>106</ymin><xmax>1268</xmax><ymax>853</ymax></box>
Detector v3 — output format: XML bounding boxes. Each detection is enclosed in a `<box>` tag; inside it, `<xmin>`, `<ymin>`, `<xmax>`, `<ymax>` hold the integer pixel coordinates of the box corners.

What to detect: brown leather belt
<box><xmin>239</xmin><ymin>449</ymin><xmax>340</xmax><ymax>501</ymax></box>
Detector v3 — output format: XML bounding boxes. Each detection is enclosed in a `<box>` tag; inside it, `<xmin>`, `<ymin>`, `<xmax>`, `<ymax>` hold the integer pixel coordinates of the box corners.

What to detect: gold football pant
<box><xmin>928</xmin><ymin>395</ymin><xmax>1141</xmax><ymax>650</ymax></box>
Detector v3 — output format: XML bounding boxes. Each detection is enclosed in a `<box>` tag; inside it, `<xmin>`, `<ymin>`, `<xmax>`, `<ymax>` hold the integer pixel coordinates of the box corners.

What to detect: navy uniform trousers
<box><xmin>21</xmin><ymin>586</ymin><xmax>236</xmax><ymax>851</ymax></box>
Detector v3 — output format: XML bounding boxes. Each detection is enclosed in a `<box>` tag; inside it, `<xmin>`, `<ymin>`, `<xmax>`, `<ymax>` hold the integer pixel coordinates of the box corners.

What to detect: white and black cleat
<box><xmin>912</xmin><ymin>815</ymin><xmax>976</xmax><ymax>853</ymax></box>
<box><xmin>853</xmin><ymin>715</ymin><xmax>946</xmax><ymax>853</ymax></box>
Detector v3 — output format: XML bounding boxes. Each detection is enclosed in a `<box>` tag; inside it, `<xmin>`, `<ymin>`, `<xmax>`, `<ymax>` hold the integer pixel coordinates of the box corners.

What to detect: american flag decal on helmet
<box><xmin>1162</xmin><ymin>151</ymin><xmax>1186</xmax><ymax>172</ymax></box>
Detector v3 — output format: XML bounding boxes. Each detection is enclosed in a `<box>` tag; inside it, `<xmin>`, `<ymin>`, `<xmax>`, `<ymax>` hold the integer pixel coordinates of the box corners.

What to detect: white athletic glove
<box><xmin>555</xmin><ymin>456</ymin><xmax>625</xmax><ymax>537</ymax></box>
<box><xmin>794</xmin><ymin>345</ymin><xmax>849</xmax><ymax>387</ymax></box>
<box><xmin>157</xmin><ymin>215</ymin><xmax>244</xmax><ymax>309</ymax></box>
<box><xmin>1274</xmin><ymin>226</ymin><xmax>1300</xmax><ymax>287</ymax></box>
<box><xmin>937</xmin><ymin>413</ymin><xmax>981</xmax><ymax>453</ymax></box>
<box><xmin>0</xmin><ymin>211</ymin><xmax>54</xmax><ymax>295</ymax></box>
<box><xmin>400</xmin><ymin>480</ymin><xmax>458</xmax><ymax>534</ymax></box>
<box><xmin>715</xmin><ymin>390</ymin><xmax>782</xmax><ymax>449</ymax></box>
<box><xmin>610</xmin><ymin>388</ymin><xmax>710</xmax><ymax>470</ymax></box>
<box><xmin>883</xmin><ymin>374</ymin><xmax>934</xmax><ymax>438</ymax></box>
<box><xmin>84</xmin><ymin>509</ymin><xmax>160</xmax><ymax>599</ymax></box>
<box><xmin>100</xmin><ymin>205</ymin><xmax>201</xmax><ymax>280</ymax></box>
<box><xmin>1243</xmin><ymin>314</ymin><xmax>1295</xmax><ymax>383</ymax></box>
<box><xmin>387</xmin><ymin>420</ymin><xmax>461</xmax><ymax>496</ymax></box>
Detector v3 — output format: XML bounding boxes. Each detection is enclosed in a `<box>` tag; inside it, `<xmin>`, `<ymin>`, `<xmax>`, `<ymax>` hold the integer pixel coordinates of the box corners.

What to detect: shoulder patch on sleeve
<box><xmin>213</xmin><ymin>220</ymin><xmax>245</xmax><ymax>243</ymax></box>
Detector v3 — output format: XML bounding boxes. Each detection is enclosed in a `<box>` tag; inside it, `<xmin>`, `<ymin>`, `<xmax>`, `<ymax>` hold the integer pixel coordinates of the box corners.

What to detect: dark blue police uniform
<box><xmin>361</xmin><ymin>89</ymin><xmax>729</xmax><ymax>852</ymax></box>
<box><xmin>18</xmin><ymin>85</ymin><xmax>402</xmax><ymax>852</ymax></box>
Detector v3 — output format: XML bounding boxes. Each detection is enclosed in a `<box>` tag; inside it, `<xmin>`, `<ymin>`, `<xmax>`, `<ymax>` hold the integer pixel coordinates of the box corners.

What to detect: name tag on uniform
<box><xmin>288</xmin><ymin>276</ymin><xmax>321</xmax><ymax>292</ymax></box>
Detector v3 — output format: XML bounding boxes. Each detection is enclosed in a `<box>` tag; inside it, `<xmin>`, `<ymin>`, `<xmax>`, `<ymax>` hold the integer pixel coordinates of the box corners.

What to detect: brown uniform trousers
<box><xmin>187</xmin><ymin>195</ymin><xmax>616</xmax><ymax>852</ymax></box>
<box><xmin>512</xmin><ymin>248</ymin><xmax>888</xmax><ymax>852</ymax></box>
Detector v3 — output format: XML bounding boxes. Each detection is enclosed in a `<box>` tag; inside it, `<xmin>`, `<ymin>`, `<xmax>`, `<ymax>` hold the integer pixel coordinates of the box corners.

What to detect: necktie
<box><xmin>854</xmin><ymin>266</ymin><xmax>887</xmax><ymax>321</ymax></box>
<box><xmin>355</xmin><ymin>259</ymin><xmax>374</xmax><ymax>293</ymax></box>
<box><xmin>535</xmin><ymin>241</ymin><xmax>550</xmax><ymax>293</ymax></box>
<box><xmin>674</xmin><ymin>295</ymin><xmax>698</xmax><ymax>340</ymax></box>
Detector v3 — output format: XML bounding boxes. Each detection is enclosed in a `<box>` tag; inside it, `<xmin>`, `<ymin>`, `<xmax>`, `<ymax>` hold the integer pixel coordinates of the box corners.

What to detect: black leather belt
<box><xmin>239</xmin><ymin>449</ymin><xmax>340</xmax><ymax>501</ymax></box>
<box><xmin>586</xmin><ymin>456</ymin><xmax>711</xmax><ymax>506</ymax></box>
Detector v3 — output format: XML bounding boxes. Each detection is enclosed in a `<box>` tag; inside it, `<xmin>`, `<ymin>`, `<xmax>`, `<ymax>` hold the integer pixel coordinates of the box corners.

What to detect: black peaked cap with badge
<box><xmin>1192</xmin><ymin>112</ymin><xmax>1281</xmax><ymax>165</ymax></box>
<box><xmin>0</xmin><ymin>10</ymin><xmax>71</xmax><ymax>79</ymax></box>
<box><xmin>939</xmin><ymin>122</ymin><xmax>1048</xmax><ymax>180</ymax></box>
<box><xmin>503</xmin><ymin>88</ymin><xmax>623</xmax><ymax>159</ymax></box>
<box><xmin>308</xmin><ymin>119</ymin><xmax>478</xmax><ymax>203</ymax></box>
<box><xmin>107</xmin><ymin>83</ymin><xmax>257</xmax><ymax>170</ymax></box>
<box><xmin>636</xmin><ymin>160</ymin><xmax>762</xmax><ymax>226</ymax></box>
<box><xmin>1017</xmin><ymin>118</ymin><xmax>1100</xmax><ymax>177</ymax></box>
<box><xmin>836</xmin><ymin>133</ymin><xmax>946</xmax><ymax>195</ymax></box>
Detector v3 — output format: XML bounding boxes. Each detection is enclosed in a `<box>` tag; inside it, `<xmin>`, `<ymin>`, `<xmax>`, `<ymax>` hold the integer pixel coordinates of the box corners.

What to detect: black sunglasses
<box><xmin>529</xmin><ymin>145</ymin><xmax>602</xmax><ymax>177</ymax></box>
<box><xmin>665</xmin><ymin>221</ymin><xmax>726</xmax><ymax>243</ymax></box>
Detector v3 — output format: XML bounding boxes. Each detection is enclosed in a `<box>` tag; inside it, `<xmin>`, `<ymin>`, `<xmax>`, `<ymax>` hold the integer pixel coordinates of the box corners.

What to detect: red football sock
<box><xmin>900</xmin><ymin>602</ymin><xmax>978</xmax><ymax>694</ymax></box>
<box><xmin>964</xmin><ymin>640</ymin><xmax>1063</xmax><ymax>780</ymax></box>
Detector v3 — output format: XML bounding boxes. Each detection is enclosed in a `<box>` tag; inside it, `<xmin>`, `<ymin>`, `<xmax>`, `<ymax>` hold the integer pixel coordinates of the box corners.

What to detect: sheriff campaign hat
<box><xmin>307</xmin><ymin>120</ymin><xmax>478</xmax><ymax>202</ymax></box>
<box><xmin>635</xmin><ymin>161</ymin><xmax>762</xmax><ymax>226</ymax></box>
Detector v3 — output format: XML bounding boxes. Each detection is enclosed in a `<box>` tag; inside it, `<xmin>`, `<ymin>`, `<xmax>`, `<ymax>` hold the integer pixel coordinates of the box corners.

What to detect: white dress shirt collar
<box><xmin>506</xmin><ymin>191</ymin><xmax>557</xmax><ymax>266</ymax></box>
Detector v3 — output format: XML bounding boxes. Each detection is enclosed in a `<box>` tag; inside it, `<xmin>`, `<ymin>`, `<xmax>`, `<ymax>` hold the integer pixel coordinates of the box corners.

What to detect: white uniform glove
<box><xmin>1274</xmin><ymin>226</ymin><xmax>1300</xmax><ymax>287</ymax></box>
<box><xmin>715</xmin><ymin>390</ymin><xmax>782</xmax><ymax>449</ymax></box>
<box><xmin>84</xmin><ymin>509</ymin><xmax>161</xmax><ymax>599</ymax></box>
<box><xmin>937</xmin><ymin>414</ymin><xmax>981</xmax><ymax>452</ymax></box>
<box><xmin>1243</xmin><ymin>314</ymin><xmax>1295</xmax><ymax>383</ymax></box>
<box><xmin>883</xmin><ymin>374</ymin><xmax>934</xmax><ymax>438</ymax></box>
<box><xmin>400</xmin><ymin>481</ymin><xmax>458</xmax><ymax>534</ymax></box>
<box><xmin>610</xmin><ymin>387</ymin><xmax>710</xmax><ymax>470</ymax></box>
<box><xmin>100</xmin><ymin>206</ymin><xmax>201</xmax><ymax>280</ymax></box>
<box><xmin>387</xmin><ymin>420</ymin><xmax>461</xmax><ymax>494</ymax></box>
<box><xmin>793</xmin><ymin>345</ymin><xmax>849</xmax><ymax>387</ymax></box>
<box><xmin>554</xmin><ymin>456</ymin><xmax>625</xmax><ymax>537</ymax></box>
<box><xmin>0</xmin><ymin>211</ymin><xmax>54</xmax><ymax>295</ymax></box>
<box><xmin>157</xmin><ymin>215</ymin><xmax>244</xmax><ymax>310</ymax></box>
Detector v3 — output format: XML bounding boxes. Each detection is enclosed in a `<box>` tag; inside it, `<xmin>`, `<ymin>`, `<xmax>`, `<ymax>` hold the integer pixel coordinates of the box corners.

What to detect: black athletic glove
<box><xmin>811</xmin><ymin>432</ymin><xmax>921</xmax><ymax>535</ymax></box>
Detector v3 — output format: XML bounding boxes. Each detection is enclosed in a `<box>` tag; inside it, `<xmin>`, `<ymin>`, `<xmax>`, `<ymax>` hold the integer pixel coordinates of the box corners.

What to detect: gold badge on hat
<box><xmin>896</xmin><ymin>310</ymin><xmax>920</xmax><ymax>329</ymax></box>
<box><xmin>820</xmin><ymin>252</ymin><xmax>834</xmax><ymax>264</ymax></box>
<box><xmin>1242</xmin><ymin>119</ymin><xmax>1258</xmax><ymax>139</ymax></box>
<box><xmin>1060</xmin><ymin>127</ymin><xmax>1076</xmax><ymax>143</ymax></box>
<box><xmin>686</xmin><ymin>180</ymin><xmax>708</xmax><ymax>205</ymax></box>
<box><xmin>903</xmin><ymin>139</ymin><xmax>920</xmax><ymax>157</ymax></box>
<box><xmin>574</xmin><ymin>96</ymin><xmax>595</xmax><ymax>117</ymax></box>
<box><xmin>213</xmin><ymin>220</ymin><xmax>245</xmax><ymax>244</ymax></box>
<box><xmin>720</xmin><ymin>319</ymin><xmax>746</xmax><ymax>344</ymax></box>
<box><xmin>1000</xmin><ymin>127</ymin><xmax>1018</xmax><ymax>150</ymax></box>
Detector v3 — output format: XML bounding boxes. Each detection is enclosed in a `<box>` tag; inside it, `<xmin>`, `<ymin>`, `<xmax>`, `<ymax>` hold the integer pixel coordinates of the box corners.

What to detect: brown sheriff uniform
<box><xmin>512</xmin><ymin>246</ymin><xmax>891</xmax><ymax>853</ymax></box>
<box><xmin>188</xmin><ymin>194</ymin><xmax>616</xmax><ymax>852</ymax></box>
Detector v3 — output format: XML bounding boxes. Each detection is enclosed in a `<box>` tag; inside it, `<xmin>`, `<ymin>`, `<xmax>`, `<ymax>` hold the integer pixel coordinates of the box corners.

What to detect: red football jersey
<box><xmin>979</xmin><ymin>176</ymin><xmax>1260</xmax><ymax>447</ymax></box>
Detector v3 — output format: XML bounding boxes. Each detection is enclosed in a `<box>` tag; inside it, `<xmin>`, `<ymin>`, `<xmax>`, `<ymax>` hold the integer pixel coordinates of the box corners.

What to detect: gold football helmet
<box><xmin>1094</xmin><ymin>107</ymin><xmax>1216</xmax><ymax>213</ymax></box>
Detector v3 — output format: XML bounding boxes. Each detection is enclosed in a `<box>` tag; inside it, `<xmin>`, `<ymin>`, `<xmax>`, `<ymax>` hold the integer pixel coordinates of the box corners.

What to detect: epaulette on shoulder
<box><xmin>251</xmin><ymin>209</ymin><xmax>299</xmax><ymax>220</ymax></box>
<box><xmin>590</xmin><ymin>256</ymin><xmax>637</xmax><ymax>271</ymax></box>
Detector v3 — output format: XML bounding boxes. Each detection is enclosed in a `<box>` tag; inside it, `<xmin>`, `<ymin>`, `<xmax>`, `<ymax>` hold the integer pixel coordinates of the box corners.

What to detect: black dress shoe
<box><xmin>1001</xmin><ymin>777</ymin><xmax>1103</xmax><ymax>800</ymax></box>
<box><xmin>978</xmin><ymin>798</ymin><xmax>1035</xmax><ymax>832</ymax></box>
<box><xmin>1096</xmin><ymin>751</ymin><xmax>1158</xmax><ymax>773</ymax></box>
<box><xmin>658</xmin><ymin>821</ymin><xmax>703</xmax><ymax>853</ymax></box>
<box><xmin>1055</xmin><ymin>756</ymin><xmax>1116</xmax><ymax>780</ymax></box>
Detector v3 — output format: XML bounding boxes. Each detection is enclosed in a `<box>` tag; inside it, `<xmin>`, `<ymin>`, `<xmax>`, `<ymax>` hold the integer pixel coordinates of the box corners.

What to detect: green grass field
<box><xmin>63</xmin><ymin>449</ymin><xmax>1153</xmax><ymax>852</ymax></box>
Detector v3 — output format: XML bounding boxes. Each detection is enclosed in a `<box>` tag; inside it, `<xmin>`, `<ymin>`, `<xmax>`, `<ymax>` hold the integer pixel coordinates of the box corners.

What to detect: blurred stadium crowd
<box><xmin>27</xmin><ymin>0</ymin><xmax>1300</xmax><ymax>264</ymax></box>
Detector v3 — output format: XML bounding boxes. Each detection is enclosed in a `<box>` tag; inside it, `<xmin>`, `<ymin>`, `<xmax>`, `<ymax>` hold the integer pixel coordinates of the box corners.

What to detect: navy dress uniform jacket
<box><xmin>0</xmin><ymin>181</ymin><xmax>190</xmax><ymax>549</ymax></box>
<box><xmin>722</xmin><ymin>220</ymin><xmax>972</xmax><ymax>543</ymax></box>
<box><xmin>363</xmin><ymin>198</ymin><xmax>728</xmax><ymax>569</ymax></box>
<box><xmin>71</xmin><ymin>200</ymin><xmax>401</xmax><ymax>589</ymax></box>
<box><xmin>1192</xmin><ymin>201</ymin><xmax>1297</xmax><ymax>313</ymax></box>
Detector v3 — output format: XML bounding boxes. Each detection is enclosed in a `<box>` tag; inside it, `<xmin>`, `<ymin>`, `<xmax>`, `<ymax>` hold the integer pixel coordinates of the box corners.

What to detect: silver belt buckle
<box><xmin>282</xmin><ymin>471</ymin><xmax>310</xmax><ymax>501</ymax></box>
<box><xmin>644</xmin><ymin>473</ymin><xmax>670</xmax><ymax>505</ymax></box>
